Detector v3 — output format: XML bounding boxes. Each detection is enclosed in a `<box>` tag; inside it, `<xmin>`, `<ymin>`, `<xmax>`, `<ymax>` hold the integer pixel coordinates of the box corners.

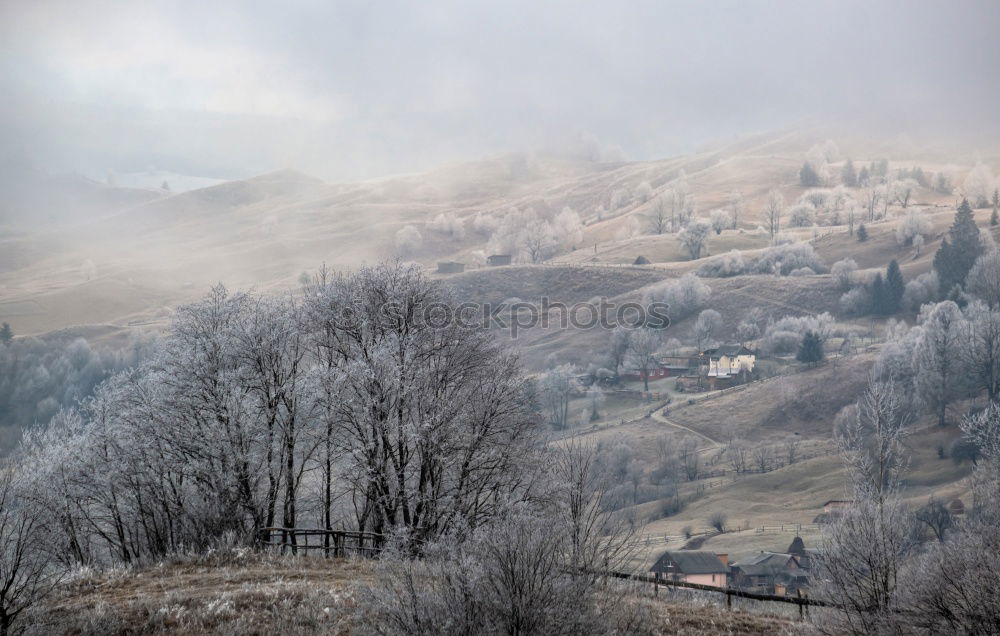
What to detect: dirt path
<box><xmin>649</xmin><ymin>410</ymin><xmax>721</xmax><ymax>447</ymax></box>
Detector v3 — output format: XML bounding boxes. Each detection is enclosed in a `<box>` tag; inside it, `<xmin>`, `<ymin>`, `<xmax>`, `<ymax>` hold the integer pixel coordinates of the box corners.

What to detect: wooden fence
<box><xmin>603</xmin><ymin>569</ymin><xmax>829</xmax><ymax>619</ymax></box>
<box><xmin>259</xmin><ymin>526</ymin><xmax>836</xmax><ymax>618</ymax></box>
<box><xmin>258</xmin><ymin>527</ymin><xmax>383</xmax><ymax>557</ymax></box>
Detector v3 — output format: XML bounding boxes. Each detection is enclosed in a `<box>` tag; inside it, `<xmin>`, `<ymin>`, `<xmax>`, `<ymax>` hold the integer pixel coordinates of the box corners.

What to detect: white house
<box><xmin>701</xmin><ymin>344</ymin><xmax>756</xmax><ymax>378</ymax></box>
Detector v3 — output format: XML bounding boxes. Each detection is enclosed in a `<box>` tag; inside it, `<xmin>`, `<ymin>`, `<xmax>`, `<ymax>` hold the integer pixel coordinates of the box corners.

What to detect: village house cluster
<box><xmin>621</xmin><ymin>344</ymin><xmax>757</xmax><ymax>391</ymax></box>
<box><xmin>650</xmin><ymin>536</ymin><xmax>814</xmax><ymax>597</ymax></box>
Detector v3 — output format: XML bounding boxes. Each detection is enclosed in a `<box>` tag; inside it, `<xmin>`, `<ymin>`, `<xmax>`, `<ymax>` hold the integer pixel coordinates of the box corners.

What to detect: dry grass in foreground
<box><xmin>26</xmin><ymin>550</ymin><xmax>368</xmax><ymax>636</ymax></box>
<box><xmin>25</xmin><ymin>550</ymin><xmax>802</xmax><ymax>635</ymax></box>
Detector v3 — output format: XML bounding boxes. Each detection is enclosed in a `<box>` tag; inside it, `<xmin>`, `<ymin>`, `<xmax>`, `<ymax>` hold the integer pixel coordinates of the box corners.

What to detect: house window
<box><xmin>712</xmin><ymin>574</ymin><xmax>715</xmax><ymax>582</ymax></box>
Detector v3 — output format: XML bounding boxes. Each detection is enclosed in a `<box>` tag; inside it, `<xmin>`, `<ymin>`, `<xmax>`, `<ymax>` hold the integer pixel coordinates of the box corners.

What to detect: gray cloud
<box><xmin>1</xmin><ymin>0</ymin><xmax>998</xmax><ymax>180</ymax></box>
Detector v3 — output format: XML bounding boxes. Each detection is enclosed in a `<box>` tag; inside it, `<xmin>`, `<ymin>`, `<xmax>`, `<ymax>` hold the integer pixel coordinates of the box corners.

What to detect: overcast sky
<box><xmin>1</xmin><ymin>0</ymin><xmax>998</xmax><ymax>181</ymax></box>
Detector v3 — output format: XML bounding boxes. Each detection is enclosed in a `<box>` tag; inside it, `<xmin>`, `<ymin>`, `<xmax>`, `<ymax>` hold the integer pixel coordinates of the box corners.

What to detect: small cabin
<box><xmin>437</xmin><ymin>261</ymin><xmax>465</xmax><ymax>274</ymax></box>
<box><xmin>650</xmin><ymin>551</ymin><xmax>729</xmax><ymax>588</ymax></box>
<box><xmin>487</xmin><ymin>254</ymin><xmax>512</xmax><ymax>266</ymax></box>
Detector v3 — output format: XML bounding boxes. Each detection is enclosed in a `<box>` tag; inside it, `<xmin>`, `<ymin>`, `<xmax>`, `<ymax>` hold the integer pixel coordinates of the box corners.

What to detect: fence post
<box><xmin>797</xmin><ymin>589</ymin><xmax>804</xmax><ymax>620</ymax></box>
<box><xmin>726</xmin><ymin>588</ymin><xmax>732</xmax><ymax>610</ymax></box>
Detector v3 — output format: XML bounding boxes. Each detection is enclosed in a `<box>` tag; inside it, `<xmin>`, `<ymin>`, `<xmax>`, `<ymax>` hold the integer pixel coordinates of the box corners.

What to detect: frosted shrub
<box><xmin>840</xmin><ymin>286</ymin><xmax>872</xmax><ymax>316</ymax></box>
<box><xmin>642</xmin><ymin>273</ymin><xmax>711</xmax><ymax>320</ymax></box>
<box><xmin>696</xmin><ymin>250</ymin><xmax>746</xmax><ymax>277</ymax></box>
<box><xmin>902</xmin><ymin>271</ymin><xmax>939</xmax><ymax>312</ymax></box>
<box><xmin>787</xmin><ymin>203</ymin><xmax>816</xmax><ymax>228</ymax></box>
<box><xmin>751</xmin><ymin>242</ymin><xmax>825</xmax><ymax>275</ymax></box>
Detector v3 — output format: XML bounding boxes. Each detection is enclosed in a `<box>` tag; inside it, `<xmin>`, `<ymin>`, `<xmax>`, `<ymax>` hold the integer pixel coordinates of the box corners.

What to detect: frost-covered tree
<box><xmin>472</xmin><ymin>211</ymin><xmax>499</xmax><ymax>236</ymax></box>
<box><xmin>428</xmin><ymin>212</ymin><xmax>465</xmax><ymax>238</ymax></box>
<box><xmin>895</xmin><ymin>209</ymin><xmax>931</xmax><ymax>246</ymax></box>
<box><xmin>750</xmin><ymin>241</ymin><xmax>824</xmax><ymax>275</ymax></box>
<box><xmin>800</xmin><ymin>162</ymin><xmax>821</xmax><ymax>187</ymax></box>
<box><xmin>831</xmin><ymin>258</ymin><xmax>858</xmax><ymax>291</ymax></box>
<box><xmin>902</xmin><ymin>271</ymin><xmax>939</xmax><ymax>312</ymax></box>
<box><xmin>586</xmin><ymin>386</ymin><xmax>605</xmax><ymax>421</ymax></box>
<box><xmin>967</xmin><ymin>249</ymin><xmax>1000</xmax><ymax>309</ymax></box>
<box><xmin>736</xmin><ymin>318</ymin><xmax>761</xmax><ymax>346</ymax></box>
<box><xmin>709</xmin><ymin>209</ymin><xmax>731</xmax><ymax>235</ymax></box>
<box><xmin>648</xmin><ymin>194</ymin><xmax>669</xmax><ymax>235</ymax></box>
<box><xmin>18</xmin><ymin>264</ymin><xmax>543</xmax><ymax>561</ymax></box>
<box><xmin>891</xmin><ymin>179</ymin><xmax>917</xmax><ymax>209</ymax></box>
<box><xmin>817</xmin><ymin>377</ymin><xmax>911</xmax><ymax>635</ymax></box>
<box><xmin>540</xmin><ymin>364</ymin><xmax>577</xmax><ymax>430</ymax></box>
<box><xmin>842</xmin><ymin>158</ymin><xmax>858</xmax><ymax>187</ymax></box>
<box><xmin>634</xmin><ymin>180</ymin><xmax>653</xmax><ymax>203</ymax></box>
<box><xmin>696</xmin><ymin>249</ymin><xmax>746</xmax><ymax>277</ymax></box>
<box><xmin>765</xmin><ymin>189</ymin><xmax>784</xmax><ymax>239</ymax></box>
<box><xmin>963</xmin><ymin>163</ymin><xmax>995</xmax><ymax>208</ymax></box>
<box><xmin>606</xmin><ymin>326</ymin><xmax>632</xmax><ymax>376</ymax></box>
<box><xmin>642</xmin><ymin>273</ymin><xmax>711</xmax><ymax>320</ymax></box>
<box><xmin>615</xmin><ymin>216</ymin><xmax>642</xmax><ymax>240</ymax></box>
<box><xmin>915</xmin><ymin>301</ymin><xmax>968</xmax><ymax>426</ymax></box>
<box><xmin>934</xmin><ymin>172</ymin><xmax>953</xmax><ymax>195</ymax></box>
<box><xmin>608</xmin><ymin>188</ymin><xmax>629</xmax><ymax>211</ymax></box>
<box><xmin>729</xmin><ymin>190</ymin><xmax>743</xmax><ymax>228</ymax></box>
<box><xmin>693</xmin><ymin>309</ymin><xmax>722</xmax><ymax>351</ymax></box>
<box><xmin>0</xmin><ymin>468</ymin><xmax>62</xmax><ymax>636</ymax></box>
<box><xmin>552</xmin><ymin>206</ymin><xmax>584</xmax><ymax>251</ymax></box>
<box><xmin>787</xmin><ymin>203</ymin><xmax>816</xmax><ymax>227</ymax></box>
<box><xmin>862</xmin><ymin>182</ymin><xmax>881</xmax><ymax>222</ymax></box>
<box><xmin>394</xmin><ymin>225</ymin><xmax>423</xmax><ymax>255</ymax></box>
<box><xmin>933</xmin><ymin>199</ymin><xmax>983</xmax><ymax>295</ymax></box>
<box><xmin>963</xmin><ymin>301</ymin><xmax>1000</xmax><ymax>402</ymax></box>
<box><xmin>677</xmin><ymin>218</ymin><xmax>711</xmax><ymax>260</ymax></box>
<box><xmin>523</xmin><ymin>214</ymin><xmax>559</xmax><ymax>263</ymax></box>
<box><xmin>625</xmin><ymin>328</ymin><xmax>663</xmax><ymax>391</ymax></box>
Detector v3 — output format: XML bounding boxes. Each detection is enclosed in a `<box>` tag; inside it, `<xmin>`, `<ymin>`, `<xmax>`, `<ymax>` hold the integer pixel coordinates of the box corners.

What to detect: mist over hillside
<box><xmin>2</xmin><ymin>1</ymin><xmax>1000</xmax><ymax>634</ymax></box>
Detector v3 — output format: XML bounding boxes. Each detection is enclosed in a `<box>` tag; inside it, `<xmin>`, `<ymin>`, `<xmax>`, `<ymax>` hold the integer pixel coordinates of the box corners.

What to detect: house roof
<box><xmin>787</xmin><ymin>536</ymin><xmax>806</xmax><ymax>556</ymax></box>
<box><xmin>730</xmin><ymin>552</ymin><xmax>796</xmax><ymax>576</ymax></box>
<box><xmin>651</xmin><ymin>551</ymin><xmax>728</xmax><ymax>575</ymax></box>
<box><xmin>701</xmin><ymin>344</ymin><xmax>753</xmax><ymax>357</ymax></box>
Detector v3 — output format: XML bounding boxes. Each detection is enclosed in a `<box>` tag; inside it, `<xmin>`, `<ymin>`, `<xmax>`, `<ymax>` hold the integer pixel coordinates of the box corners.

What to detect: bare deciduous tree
<box><xmin>648</xmin><ymin>194</ymin><xmax>669</xmax><ymax>234</ymax></box>
<box><xmin>764</xmin><ymin>189</ymin><xmax>783</xmax><ymax>239</ymax></box>
<box><xmin>625</xmin><ymin>328</ymin><xmax>662</xmax><ymax>391</ymax></box>
<box><xmin>751</xmin><ymin>444</ymin><xmax>773</xmax><ymax>473</ymax></box>
<box><xmin>913</xmin><ymin>498</ymin><xmax>952</xmax><ymax>542</ymax></box>
<box><xmin>677</xmin><ymin>219</ymin><xmax>711</xmax><ymax>260</ymax></box>
<box><xmin>0</xmin><ymin>467</ymin><xmax>61</xmax><ymax>636</ymax></box>
<box><xmin>540</xmin><ymin>364</ymin><xmax>577</xmax><ymax>429</ymax></box>
<box><xmin>815</xmin><ymin>376</ymin><xmax>912</xmax><ymax>635</ymax></box>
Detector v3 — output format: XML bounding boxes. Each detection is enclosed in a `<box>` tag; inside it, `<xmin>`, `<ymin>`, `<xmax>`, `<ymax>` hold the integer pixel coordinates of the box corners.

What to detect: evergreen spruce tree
<box><xmin>933</xmin><ymin>198</ymin><xmax>983</xmax><ymax>293</ymax></box>
<box><xmin>885</xmin><ymin>260</ymin><xmax>904</xmax><ymax>314</ymax></box>
<box><xmin>842</xmin><ymin>158</ymin><xmax>857</xmax><ymax>187</ymax></box>
<box><xmin>871</xmin><ymin>273</ymin><xmax>886</xmax><ymax>315</ymax></box>
<box><xmin>800</xmin><ymin>162</ymin><xmax>821</xmax><ymax>187</ymax></box>
<box><xmin>797</xmin><ymin>331</ymin><xmax>824</xmax><ymax>365</ymax></box>
<box><xmin>946</xmin><ymin>283</ymin><xmax>969</xmax><ymax>309</ymax></box>
<box><xmin>991</xmin><ymin>188</ymin><xmax>999</xmax><ymax>226</ymax></box>
<box><xmin>0</xmin><ymin>322</ymin><xmax>11</xmax><ymax>346</ymax></box>
<box><xmin>858</xmin><ymin>165</ymin><xmax>870</xmax><ymax>186</ymax></box>
<box><xmin>857</xmin><ymin>224</ymin><xmax>868</xmax><ymax>242</ymax></box>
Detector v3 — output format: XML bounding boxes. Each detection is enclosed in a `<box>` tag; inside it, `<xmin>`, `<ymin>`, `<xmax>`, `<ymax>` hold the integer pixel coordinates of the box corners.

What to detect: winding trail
<box><xmin>649</xmin><ymin>410</ymin><xmax>721</xmax><ymax>448</ymax></box>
